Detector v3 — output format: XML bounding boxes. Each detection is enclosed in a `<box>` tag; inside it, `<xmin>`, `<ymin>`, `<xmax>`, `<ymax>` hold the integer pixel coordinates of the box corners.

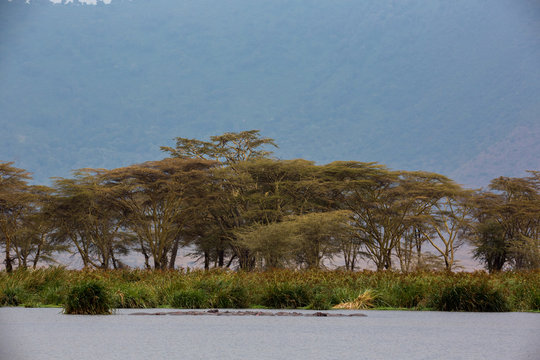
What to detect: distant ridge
<box><xmin>1</xmin><ymin>0</ymin><xmax>539</xmax><ymax>185</ymax></box>
<box><xmin>451</xmin><ymin>122</ymin><xmax>540</xmax><ymax>188</ymax></box>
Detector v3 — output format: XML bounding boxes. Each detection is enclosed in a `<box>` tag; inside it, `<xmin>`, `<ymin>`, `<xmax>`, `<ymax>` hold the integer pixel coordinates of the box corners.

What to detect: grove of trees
<box><xmin>1</xmin><ymin>131</ymin><xmax>538</xmax><ymax>273</ymax></box>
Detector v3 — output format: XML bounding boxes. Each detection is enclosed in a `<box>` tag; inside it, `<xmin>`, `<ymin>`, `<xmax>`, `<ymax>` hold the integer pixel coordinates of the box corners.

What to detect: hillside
<box><xmin>1</xmin><ymin>0</ymin><xmax>539</xmax><ymax>186</ymax></box>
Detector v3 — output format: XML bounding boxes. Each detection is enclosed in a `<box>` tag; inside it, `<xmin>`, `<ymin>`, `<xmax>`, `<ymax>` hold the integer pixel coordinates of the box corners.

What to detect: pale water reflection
<box><xmin>1</xmin><ymin>308</ymin><xmax>538</xmax><ymax>360</ymax></box>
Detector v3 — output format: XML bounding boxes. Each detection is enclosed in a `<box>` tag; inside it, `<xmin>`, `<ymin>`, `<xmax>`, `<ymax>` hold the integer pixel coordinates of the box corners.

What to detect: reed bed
<box><xmin>0</xmin><ymin>268</ymin><xmax>538</xmax><ymax>312</ymax></box>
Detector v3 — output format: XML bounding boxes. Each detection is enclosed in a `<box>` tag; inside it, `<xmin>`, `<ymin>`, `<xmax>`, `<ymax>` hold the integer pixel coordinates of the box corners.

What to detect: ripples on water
<box><xmin>1</xmin><ymin>308</ymin><xmax>539</xmax><ymax>360</ymax></box>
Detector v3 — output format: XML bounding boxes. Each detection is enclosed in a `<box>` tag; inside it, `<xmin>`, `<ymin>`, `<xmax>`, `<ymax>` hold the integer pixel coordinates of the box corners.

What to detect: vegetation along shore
<box><xmin>1</xmin><ymin>131</ymin><xmax>538</xmax><ymax>314</ymax></box>
<box><xmin>1</xmin><ymin>268</ymin><xmax>538</xmax><ymax>313</ymax></box>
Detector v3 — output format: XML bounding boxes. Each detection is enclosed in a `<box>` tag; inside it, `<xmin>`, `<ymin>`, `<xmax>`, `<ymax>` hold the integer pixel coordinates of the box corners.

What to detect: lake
<box><xmin>1</xmin><ymin>308</ymin><xmax>538</xmax><ymax>359</ymax></box>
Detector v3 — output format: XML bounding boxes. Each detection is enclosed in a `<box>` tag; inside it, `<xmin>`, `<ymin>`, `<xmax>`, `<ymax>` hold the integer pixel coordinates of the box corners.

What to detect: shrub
<box><xmin>504</xmin><ymin>281</ymin><xmax>540</xmax><ymax>311</ymax></box>
<box><xmin>0</xmin><ymin>285</ymin><xmax>29</xmax><ymax>306</ymax></box>
<box><xmin>2</xmin><ymin>268</ymin><xmax>537</xmax><ymax>312</ymax></box>
<box><xmin>120</xmin><ymin>270</ymin><xmax>142</xmax><ymax>283</ymax></box>
<box><xmin>431</xmin><ymin>282</ymin><xmax>509</xmax><ymax>312</ymax></box>
<box><xmin>529</xmin><ymin>290</ymin><xmax>540</xmax><ymax>311</ymax></box>
<box><xmin>171</xmin><ymin>289</ymin><xmax>208</xmax><ymax>309</ymax></box>
<box><xmin>307</xmin><ymin>292</ymin><xmax>332</xmax><ymax>310</ymax></box>
<box><xmin>63</xmin><ymin>281</ymin><xmax>112</xmax><ymax>315</ymax></box>
<box><xmin>383</xmin><ymin>282</ymin><xmax>426</xmax><ymax>308</ymax></box>
<box><xmin>211</xmin><ymin>283</ymin><xmax>249</xmax><ymax>309</ymax></box>
<box><xmin>330</xmin><ymin>287</ymin><xmax>358</xmax><ymax>305</ymax></box>
<box><xmin>157</xmin><ymin>279</ymin><xmax>187</xmax><ymax>305</ymax></box>
<box><xmin>41</xmin><ymin>285</ymin><xmax>67</xmax><ymax>306</ymax></box>
<box><xmin>261</xmin><ymin>283</ymin><xmax>312</xmax><ymax>309</ymax></box>
<box><xmin>113</xmin><ymin>285</ymin><xmax>157</xmax><ymax>308</ymax></box>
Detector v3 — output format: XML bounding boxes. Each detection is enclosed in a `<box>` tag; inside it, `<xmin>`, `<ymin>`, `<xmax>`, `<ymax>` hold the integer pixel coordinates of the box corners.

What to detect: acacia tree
<box><xmin>419</xmin><ymin>187</ymin><xmax>473</xmax><ymax>271</ymax></box>
<box><xmin>469</xmin><ymin>191</ymin><xmax>508</xmax><ymax>272</ymax></box>
<box><xmin>319</xmin><ymin>161</ymin><xmax>388</xmax><ymax>270</ymax></box>
<box><xmin>328</xmin><ymin>163</ymin><xmax>454</xmax><ymax>271</ymax></box>
<box><xmin>491</xmin><ymin>172</ymin><xmax>539</xmax><ymax>270</ymax></box>
<box><xmin>103</xmin><ymin>158</ymin><xmax>215</xmax><ymax>270</ymax></box>
<box><xmin>161</xmin><ymin>129</ymin><xmax>277</xmax><ymax>165</ymax></box>
<box><xmin>51</xmin><ymin>170</ymin><xmax>132</xmax><ymax>269</ymax></box>
<box><xmin>291</xmin><ymin>210</ymin><xmax>350</xmax><ymax>269</ymax></box>
<box><xmin>0</xmin><ymin>162</ymin><xmax>33</xmax><ymax>272</ymax></box>
<box><xmin>161</xmin><ymin>130</ymin><xmax>279</xmax><ymax>270</ymax></box>
<box><xmin>395</xmin><ymin>225</ymin><xmax>426</xmax><ymax>272</ymax></box>
<box><xmin>235</xmin><ymin>220</ymin><xmax>300</xmax><ymax>269</ymax></box>
<box><xmin>10</xmin><ymin>185</ymin><xmax>66</xmax><ymax>269</ymax></box>
<box><xmin>226</xmin><ymin>158</ymin><xmax>334</xmax><ymax>269</ymax></box>
<box><xmin>337</xmin><ymin>165</ymin><xmax>414</xmax><ymax>271</ymax></box>
<box><xmin>236</xmin><ymin>210</ymin><xmax>350</xmax><ymax>270</ymax></box>
<box><xmin>470</xmin><ymin>172</ymin><xmax>540</xmax><ymax>271</ymax></box>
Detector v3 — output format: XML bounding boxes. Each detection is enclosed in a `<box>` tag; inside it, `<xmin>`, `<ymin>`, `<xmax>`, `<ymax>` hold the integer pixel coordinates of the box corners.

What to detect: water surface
<box><xmin>1</xmin><ymin>308</ymin><xmax>538</xmax><ymax>359</ymax></box>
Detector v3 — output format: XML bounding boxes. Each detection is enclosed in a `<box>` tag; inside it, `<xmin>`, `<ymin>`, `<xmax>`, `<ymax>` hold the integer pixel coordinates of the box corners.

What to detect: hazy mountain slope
<box><xmin>1</xmin><ymin>0</ymin><xmax>539</xmax><ymax>185</ymax></box>
<box><xmin>451</xmin><ymin>121</ymin><xmax>540</xmax><ymax>188</ymax></box>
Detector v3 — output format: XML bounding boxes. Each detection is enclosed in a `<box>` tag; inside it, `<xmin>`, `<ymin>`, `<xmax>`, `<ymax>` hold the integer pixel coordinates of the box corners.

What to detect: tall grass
<box><xmin>1</xmin><ymin>267</ymin><xmax>538</xmax><ymax>312</ymax></box>
<box><xmin>63</xmin><ymin>280</ymin><xmax>112</xmax><ymax>315</ymax></box>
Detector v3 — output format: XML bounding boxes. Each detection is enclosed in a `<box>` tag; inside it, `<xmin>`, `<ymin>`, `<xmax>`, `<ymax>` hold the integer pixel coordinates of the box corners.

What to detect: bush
<box><xmin>157</xmin><ymin>279</ymin><xmax>187</xmax><ymax>305</ymax></box>
<box><xmin>504</xmin><ymin>281</ymin><xmax>540</xmax><ymax>311</ymax></box>
<box><xmin>1</xmin><ymin>268</ymin><xmax>537</xmax><ymax>311</ymax></box>
<box><xmin>211</xmin><ymin>283</ymin><xmax>249</xmax><ymax>309</ymax></box>
<box><xmin>382</xmin><ymin>282</ymin><xmax>426</xmax><ymax>308</ymax></box>
<box><xmin>41</xmin><ymin>285</ymin><xmax>67</xmax><ymax>306</ymax></box>
<box><xmin>119</xmin><ymin>270</ymin><xmax>142</xmax><ymax>283</ymax></box>
<box><xmin>330</xmin><ymin>287</ymin><xmax>358</xmax><ymax>304</ymax></box>
<box><xmin>261</xmin><ymin>283</ymin><xmax>312</xmax><ymax>308</ymax></box>
<box><xmin>529</xmin><ymin>290</ymin><xmax>540</xmax><ymax>311</ymax></box>
<box><xmin>23</xmin><ymin>267</ymin><xmax>66</xmax><ymax>292</ymax></box>
<box><xmin>0</xmin><ymin>285</ymin><xmax>29</xmax><ymax>306</ymax></box>
<box><xmin>63</xmin><ymin>281</ymin><xmax>112</xmax><ymax>315</ymax></box>
<box><xmin>171</xmin><ymin>289</ymin><xmax>208</xmax><ymax>309</ymax></box>
<box><xmin>113</xmin><ymin>285</ymin><xmax>157</xmax><ymax>308</ymax></box>
<box><xmin>431</xmin><ymin>282</ymin><xmax>509</xmax><ymax>312</ymax></box>
<box><xmin>307</xmin><ymin>292</ymin><xmax>332</xmax><ymax>310</ymax></box>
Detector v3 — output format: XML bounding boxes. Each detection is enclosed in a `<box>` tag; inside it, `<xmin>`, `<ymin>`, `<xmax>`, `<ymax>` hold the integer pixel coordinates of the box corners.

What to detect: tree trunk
<box><xmin>140</xmin><ymin>243</ymin><xmax>151</xmax><ymax>270</ymax></box>
<box><xmin>383</xmin><ymin>249</ymin><xmax>392</xmax><ymax>270</ymax></box>
<box><xmin>168</xmin><ymin>237</ymin><xmax>181</xmax><ymax>269</ymax></box>
<box><xmin>5</xmin><ymin>252</ymin><xmax>13</xmax><ymax>273</ymax></box>
<box><xmin>33</xmin><ymin>234</ymin><xmax>45</xmax><ymax>269</ymax></box>
<box><xmin>204</xmin><ymin>251</ymin><xmax>210</xmax><ymax>270</ymax></box>
<box><xmin>217</xmin><ymin>249</ymin><xmax>225</xmax><ymax>268</ymax></box>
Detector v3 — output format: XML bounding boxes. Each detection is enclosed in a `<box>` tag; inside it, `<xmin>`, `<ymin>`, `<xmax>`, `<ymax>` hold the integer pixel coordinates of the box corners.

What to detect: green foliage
<box><xmin>330</xmin><ymin>287</ymin><xmax>359</xmax><ymax>304</ymax></box>
<box><xmin>171</xmin><ymin>289</ymin><xmax>208</xmax><ymax>309</ymax></box>
<box><xmin>379</xmin><ymin>281</ymin><xmax>427</xmax><ymax>309</ymax></box>
<box><xmin>2</xmin><ymin>133</ymin><xmax>538</xmax><ymax>275</ymax></box>
<box><xmin>211</xmin><ymin>283</ymin><xmax>250</xmax><ymax>309</ymax></box>
<box><xmin>499</xmin><ymin>274</ymin><xmax>540</xmax><ymax>311</ymax></box>
<box><xmin>307</xmin><ymin>291</ymin><xmax>333</xmax><ymax>310</ymax></box>
<box><xmin>113</xmin><ymin>284</ymin><xmax>157</xmax><ymax>309</ymax></box>
<box><xmin>0</xmin><ymin>285</ymin><xmax>29</xmax><ymax>306</ymax></box>
<box><xmin>63</xmin><ymin>281</ymin><xmax>112</xmax><ymax>315</ymax></box>
<box><xmin>529</xmin><ymin>290</ymin><xmax>540</xmax><ymax>311</ymax></box>
<box><xmin>22</xmin><ymin>267</ymin><xmax>67</xmax><ymax>292</ymax></box>
<box><xmin>430</xmin><ymin>282</ymin><xmax>509</xmax><ymax>312</ymax></box>
<box><xmin>0</xmin><ymin>268</ymin><xmax>538</xmax><ymax>312</ymax></box>
<box><xmin>41</xmin><ymin>285</ymin><xmax>66</xmax><ymax>306</ymax></box>
<box><xmin>185</xmin><ymin>277</ymin><xmax>251</xmax><ymax>308</ymax></box>
<box><xmin>261</xmin><ymin>283</ymin><xmax>312</xmax><ymax>309</ymax></box>
<box><xmin>119</xmin><ymin>270</ymin><xmax>143</xmax><ymax>283</ymax></box>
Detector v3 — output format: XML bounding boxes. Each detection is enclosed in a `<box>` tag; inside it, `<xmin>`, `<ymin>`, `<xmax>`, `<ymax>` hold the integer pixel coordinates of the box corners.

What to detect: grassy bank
<box><xmin>0</xmin><ymin>268</ymin><xmax>538</xmax><ymax>312</ymax></box>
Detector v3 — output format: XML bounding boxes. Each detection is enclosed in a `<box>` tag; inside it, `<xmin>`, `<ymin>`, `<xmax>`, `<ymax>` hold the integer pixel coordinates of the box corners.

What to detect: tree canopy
<box><xmin>1</xmin><ymin>132</ymin><xmax>538</xmax><ymax>272</ymax></box>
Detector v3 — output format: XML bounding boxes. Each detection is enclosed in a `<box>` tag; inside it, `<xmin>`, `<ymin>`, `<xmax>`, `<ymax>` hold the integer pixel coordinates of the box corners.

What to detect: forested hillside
<box><xmin>1</xmin><ymin>0</ymin><xmax>539</xmax><ymax>186</ymax></box>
